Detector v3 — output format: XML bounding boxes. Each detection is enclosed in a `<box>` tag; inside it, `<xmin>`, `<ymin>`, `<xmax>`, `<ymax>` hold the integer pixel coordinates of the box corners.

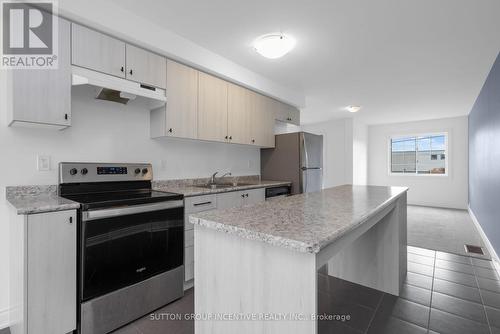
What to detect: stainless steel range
<box><xmin>58</xmin><ymin>162</ymin><xmax>184</xmax><ymax>334</ymax></box>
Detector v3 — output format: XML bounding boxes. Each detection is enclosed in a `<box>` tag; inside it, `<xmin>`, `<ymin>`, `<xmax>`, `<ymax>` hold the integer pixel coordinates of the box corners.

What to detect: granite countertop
<box><xmin>6</xmin><ymin>185</ymin><xmax>80</xmax><ymax>215</ymax></box>
<box><xmin>189</xmin><ymin>185</ymin><xmax>408</xmax><ymax>254</ymax></box>
<box><xmin>153</xmin><ymin>180</ymin><xmax>291</xmax><ymax>197</ymax></box>
<box><xmin>6</xmin><ymin>177</ymin><xmax>291</xmax><ymax>215</ymax></box>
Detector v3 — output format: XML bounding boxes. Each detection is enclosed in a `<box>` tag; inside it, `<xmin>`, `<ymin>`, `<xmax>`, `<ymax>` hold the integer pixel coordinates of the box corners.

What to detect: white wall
<box><xmin>302</xmin><ymin>118</ymin><xmax>368</xmax><ymax>189</ymax></box>
<box><xmin>367</xmin><ymin>116</ymin><xmax>468</xmax><ymax>209</ymax></box>
<box><xmin>0</xmin><ymin>86</ymin><xmax>260</xmax><ymax>328</ymax></box>
<box><xmin>345</xmin><ymin>119</ymin><xmax>368</xmax><ymax>185</ymax></box>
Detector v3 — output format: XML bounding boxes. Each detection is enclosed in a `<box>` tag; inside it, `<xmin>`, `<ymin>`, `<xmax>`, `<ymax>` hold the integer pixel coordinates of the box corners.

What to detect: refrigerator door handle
<box><xmin>301</xmin><ymin>133</ymin><xmax>309</xmax><ymax>169</ymax></box>
<box><xmin>301</xmin><ymin>167</ymin><xmax>322</xmax><ymax>170</ymax></box>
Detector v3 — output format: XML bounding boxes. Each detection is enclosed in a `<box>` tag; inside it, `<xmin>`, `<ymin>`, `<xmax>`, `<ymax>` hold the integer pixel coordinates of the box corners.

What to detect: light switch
<box><xmin>37</xmin><ymin>155</ymin><xmax>50</xmax><ymax>171</ymax></box>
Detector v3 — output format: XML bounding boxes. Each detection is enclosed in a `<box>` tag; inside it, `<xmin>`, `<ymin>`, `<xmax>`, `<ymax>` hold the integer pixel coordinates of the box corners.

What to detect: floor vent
<box><xmin>464</xmin><ymin>244</ymin><xmax>484</xmax><ymax>255</ymax></box>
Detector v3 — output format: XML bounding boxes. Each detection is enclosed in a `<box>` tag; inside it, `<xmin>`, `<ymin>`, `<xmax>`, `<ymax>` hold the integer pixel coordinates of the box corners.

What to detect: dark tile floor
<box><xmin>113</xmin><ymin>246</ymin><xmax>500</xmax><ymax>334</ymax></box>
<box><xmin>318</xmin><ymin>245</ymin><xmax>500</xmax><ymax>334</ymax></box>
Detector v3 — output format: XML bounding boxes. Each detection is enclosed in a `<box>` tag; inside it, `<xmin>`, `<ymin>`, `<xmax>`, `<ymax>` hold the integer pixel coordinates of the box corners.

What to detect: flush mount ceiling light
<box><xmin>253</xmin><ymin>33</ymin><xmax>296</xmax><ymax>59</ymax></box>
<box><xmin>346</xmin><ymin>105</ymin><xmax>362</xmax><ymax>113</ymax></box>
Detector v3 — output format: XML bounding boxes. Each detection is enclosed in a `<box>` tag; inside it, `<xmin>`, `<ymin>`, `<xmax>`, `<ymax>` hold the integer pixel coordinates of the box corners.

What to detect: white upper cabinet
<box><xmin>71</xmin><ymin>24</ymin><xmax>126</xmax><ymax>78</ymax></box>
<box><xmin>198</xmin><ymin>72</ymin><xmax>228</xmax><ymax>143</ymax></box>
<box><xmin>5</xmin><ymin>17</ymin><xmax>71</xmax><ymax>129</ymax></box>
<box><xmin>227</xmin><ymin>83</ymin><xmax>252</xmax><ymax>145</ymax></box>
<box><xmin>151</xmin><ymin>59</ymin><xmax>198</xmax><ymax>139</ymax></box>
<box><xmin>125</xmin><ymin>44</ymin><xmax>166</xmax><ymax>89</ymax></box>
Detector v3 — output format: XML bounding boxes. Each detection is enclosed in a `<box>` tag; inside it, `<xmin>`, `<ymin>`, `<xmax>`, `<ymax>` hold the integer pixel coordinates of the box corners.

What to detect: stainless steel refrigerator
<box><xmin>261</xmin><ymin>132</ymin><xmax>323</xmax><ymax>194</ymax></box>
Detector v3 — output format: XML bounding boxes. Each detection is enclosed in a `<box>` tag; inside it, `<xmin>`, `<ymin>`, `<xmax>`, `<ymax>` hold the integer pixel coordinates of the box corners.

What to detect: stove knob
<box><xmin>81</xmin><ymin>168</ymin><xmax>88</xmax><ymax>175</ymax></box>
<box><xmin>134</xmin><ymin>168</ymin><xmax>141</xmax><ymax>175</ymax></box>
<box><xmin>69</xmin><ymin>168</ymin><xmax>78</xmax><ymax>176</ymax></box>
<box><xmin>142</xmin><ymin>168</ymin><xmax>149</xmax><ymax>175</ymax></box>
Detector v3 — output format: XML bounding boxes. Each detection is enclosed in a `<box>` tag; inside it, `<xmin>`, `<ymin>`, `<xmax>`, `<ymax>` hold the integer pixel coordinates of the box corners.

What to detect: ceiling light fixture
<box><xmin>253</xmin><ymin>33</ymin><xmax>296</xmax><ymax>59</ymax></box>
<box><xmin>346</xmin><ymin>105</ymin><xmax>362</xmax><ymax>113</ymax></box>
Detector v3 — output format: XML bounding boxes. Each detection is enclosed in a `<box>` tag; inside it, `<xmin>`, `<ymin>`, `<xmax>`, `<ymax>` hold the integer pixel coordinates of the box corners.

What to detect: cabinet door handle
<box><xmin>69</xmin><ymin>216</ymin><xmax>73</xmax><ymax>224</ymax></box>
<box><xmin>168</xmin><ymin>128</ymin><xmax>173</xmax><ymax>133</ymax></box>
<box><xmin>121</xmin><ymin>66</ymin><xmax>124</xmax><ymax>73</ymax></box>
<box><xmin>251</xmin><ymin>139</ymin><xmax>255</xmax><ymax>143</ymax></box>
<box><xmin>225</xmin><ymin>136</ymin><xmax>228</xmax><ymax>140</ymax></box>
<box><xmin>245</xmin><ymin>193</ymin><xmax>249</xmax><ymax>197</ymax></box>
<box><xmin>229</xmin><ymin>136</ymin><xmax>232</xmax><ymax>140</ymax></box>
<box><xmin>64</xmin><ymin>113</ymin><xmax>68</xmax><ymax>120</ymax></box>
<box><xmin>129</xmin><ymin>69</ymin><xmax>133</xmax><ymax>75</ymax></box>
<box><xmin>193</xmin><ymin>201</ymin><xmax>213</xmax><ymax>207</ymax></box>
<box><xmin>241</xmin><ymin>194</ymin><xmax>245</xmax><ymax>198</ymax></box>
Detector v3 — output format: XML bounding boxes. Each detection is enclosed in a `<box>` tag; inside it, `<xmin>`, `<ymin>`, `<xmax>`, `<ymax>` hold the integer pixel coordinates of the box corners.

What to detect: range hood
<box><xmin>71</xmin><ymin>66</ymin><xmax>166</xmax><ymax>109</ymax></box>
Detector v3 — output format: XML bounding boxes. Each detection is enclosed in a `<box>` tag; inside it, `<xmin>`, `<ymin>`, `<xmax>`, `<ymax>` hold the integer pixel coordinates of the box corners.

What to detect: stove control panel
<box><xmin>59</xmin><ymin>162</ymin><xmax>152</xmax><ymax>184</ymax></box>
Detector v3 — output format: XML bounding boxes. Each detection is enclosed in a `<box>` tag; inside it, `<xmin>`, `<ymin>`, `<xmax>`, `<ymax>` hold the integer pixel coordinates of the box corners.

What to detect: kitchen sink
<box><xmin>195</xmin><ymin>182</ymin><xmax>255</xmax><ymax>189</ymax></box>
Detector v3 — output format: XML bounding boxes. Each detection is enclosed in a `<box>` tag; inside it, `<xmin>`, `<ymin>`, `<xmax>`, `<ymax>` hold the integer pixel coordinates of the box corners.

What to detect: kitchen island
<box><xmin>189</xmin><ymin>185</ymin><xmax>408</xmax><ymax>334</ymax></box>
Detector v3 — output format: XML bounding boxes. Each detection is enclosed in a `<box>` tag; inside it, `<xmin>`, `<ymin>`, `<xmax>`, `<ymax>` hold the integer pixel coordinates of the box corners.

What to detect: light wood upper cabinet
<box><xmin>286</xmin><ymin>105</ymin><xmax>301</xmax><ymax>126</ymax></box>
<box><xmin>125</xmin><ymin>44</ymin><xmax>166</xmax><ymax>89</ymax></box>
<box><xmin>227</xmin><ymin>83</ymin><xmax>252</xmax><ymax>145</ymax></box>
<box><xmin>274</xmin><ymin>100</ymin><xmax>300</xmax><ymax>126</ymax></box>
<box><xmin>198</xmin><ymin>72</ymin><xmax>228</xmax><ymax>143</ymax></box>
<box><xmin>71</xmin><ymin>24</ymin><xmax>126</xmax><ymax>78</ymax></box>
<box><xmin>250</xmin><ymin>93</ymin><xmax>275</xmax><ymax>148</ymax></box>
<box><xmin>5</xmin><ymin>17</ymin><xmax>71</xmax><ymax>129</ymax></box>
<box><xmin>151</xmin><ymin>60</ymin><xmax>198</xmax><ymax>139</ymax></box>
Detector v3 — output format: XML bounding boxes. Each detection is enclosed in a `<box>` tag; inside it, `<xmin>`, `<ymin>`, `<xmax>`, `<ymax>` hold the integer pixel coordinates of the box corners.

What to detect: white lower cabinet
<box><xmin>10</xmin><ymin>209</ymin><xmax>77</xmax><ymax>334</ymax></box>
<box><xmin>184</xmin><ymin>195</ymin><xmax>217</xmax><ymax>282</ymax></box>
<box><xmin>216</xmin><ymin>188</ymin><xmax>265</xmax><ymax>210</ymax></box>
<box><xmin>183</xmin><ymin>188</ymin><xmax>265</xmax><ymax>284</ymax></box>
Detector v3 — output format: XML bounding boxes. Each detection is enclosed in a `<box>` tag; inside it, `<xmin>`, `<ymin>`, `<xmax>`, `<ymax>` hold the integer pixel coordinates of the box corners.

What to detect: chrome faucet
<box><xmin>209</xmin><ymin>171</ymin><xmax>232</xmax><ymax>185</ymax></box>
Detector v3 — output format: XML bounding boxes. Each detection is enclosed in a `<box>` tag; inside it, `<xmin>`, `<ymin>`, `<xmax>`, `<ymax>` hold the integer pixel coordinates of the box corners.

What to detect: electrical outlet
<box><xmin>37</xmin><ymin>155</ymin><xmax>50</xmax><ymax>171</ymax></box>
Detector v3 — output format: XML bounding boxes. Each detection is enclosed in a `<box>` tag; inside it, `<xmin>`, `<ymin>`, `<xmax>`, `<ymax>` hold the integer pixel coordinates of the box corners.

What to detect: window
<box><xmin>390</xmin><ymin>134</ymin><xmax>447</xmax><ymax>175</ymax></box>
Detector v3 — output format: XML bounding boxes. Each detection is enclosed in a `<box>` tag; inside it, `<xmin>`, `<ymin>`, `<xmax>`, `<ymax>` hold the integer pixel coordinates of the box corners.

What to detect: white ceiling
<box><xmin>110</xmin><ymin>0</ymin><xmax>500</xmax><ymax>125</ymax></box>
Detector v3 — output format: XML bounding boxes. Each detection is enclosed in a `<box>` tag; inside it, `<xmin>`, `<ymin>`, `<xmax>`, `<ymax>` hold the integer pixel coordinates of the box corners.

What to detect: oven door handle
<box><xmin>82</xmin><ymin>200</ymin><xmax>184</xmax><ymax>221</ymax></box>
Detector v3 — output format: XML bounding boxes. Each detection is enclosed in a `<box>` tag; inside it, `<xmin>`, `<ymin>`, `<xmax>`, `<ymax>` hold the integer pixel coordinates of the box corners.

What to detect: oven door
<box><xmin>81</xmin><ymin>200</ymin><xmax>184</xmax><ymax>301</ymax></box>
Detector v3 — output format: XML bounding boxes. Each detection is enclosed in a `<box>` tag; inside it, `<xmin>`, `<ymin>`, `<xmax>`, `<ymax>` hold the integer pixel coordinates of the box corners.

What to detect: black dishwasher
<box><xmin>265</xmin><ymin>185</ymin><xmax>291</xmax><ymax>200</ymax></box>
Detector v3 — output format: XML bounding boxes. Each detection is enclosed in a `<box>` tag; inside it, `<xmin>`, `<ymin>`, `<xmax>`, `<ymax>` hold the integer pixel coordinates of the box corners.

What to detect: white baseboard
<box><xmin>468</xmin><ymin>206</ymin><xmax>500</xmax><ymax>274</ymax></box>
<box><xmin>0</xmin><ymin>307</ymin><xmax>9</xmax><ymax>330</ymax></box>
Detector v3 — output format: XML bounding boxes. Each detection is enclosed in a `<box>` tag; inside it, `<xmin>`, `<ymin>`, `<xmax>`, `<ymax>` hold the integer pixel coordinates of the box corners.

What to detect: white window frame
<box><xmin>388</xmin><ymin>132</ymin><xmax>449</xmax><ymax>177</ymax></box>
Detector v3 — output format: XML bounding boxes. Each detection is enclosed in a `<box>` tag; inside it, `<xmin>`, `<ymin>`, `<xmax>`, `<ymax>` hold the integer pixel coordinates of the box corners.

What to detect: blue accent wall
<box><xmin>469</xmin><ymin>52</ymin><xmax>500</xmax><ymax>255</ymax></box>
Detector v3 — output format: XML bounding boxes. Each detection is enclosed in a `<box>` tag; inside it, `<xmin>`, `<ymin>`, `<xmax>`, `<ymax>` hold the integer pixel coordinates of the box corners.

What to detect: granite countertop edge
<box><xmin>153</xmin><ymin>180</ymin><xmax>291</xmax><ymax>197</ymax></box>
<box><xmin>6</xmin><ymin>180</ymin><xmax>291</xmax><ymax>215</ymax></box>
<box><xmin>189</xmin><ymin>186</ymin><xmax>408</xmax><ymax>254</ymax></box>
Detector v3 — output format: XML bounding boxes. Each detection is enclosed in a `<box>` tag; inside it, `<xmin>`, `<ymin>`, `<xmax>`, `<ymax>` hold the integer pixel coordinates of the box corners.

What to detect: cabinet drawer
<box><xmin>185</xmin><ymin>229</ymin><xmax>194</xmax><ymax>247</ymax></box>
<box><xmin>185</xmin><ymin>194</ymin><xmax>217</xmax><ymax>213</ymax></box>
